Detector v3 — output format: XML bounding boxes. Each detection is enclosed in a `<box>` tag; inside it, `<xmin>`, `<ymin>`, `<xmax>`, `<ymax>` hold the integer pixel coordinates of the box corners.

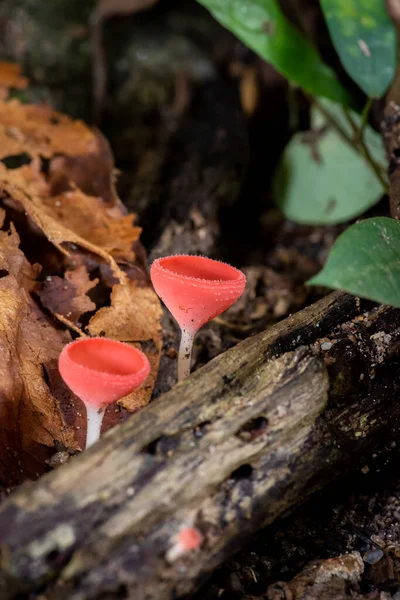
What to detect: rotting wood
<box><xmin>0</xmin><ymin>291</ymin><xmax>400</xmax><ymax>599</ymax></box>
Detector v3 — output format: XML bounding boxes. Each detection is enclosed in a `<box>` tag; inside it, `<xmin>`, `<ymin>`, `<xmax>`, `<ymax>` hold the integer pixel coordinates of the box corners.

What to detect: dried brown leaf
<box><xmin>88</xmin><ymin>281</ymin><xmax>162</xmax><ymax>411</ymax></box>
<box><xmin>48</xmin><ymin>133</ymin><xmax>118</xmax><ymax>204</ymax></box>
<box><xmin>0</xmin><ymin>99</ymin><xmax>96</xmax><ymax>159</ymax></box>
<box><xmin>0</xmin><ymin>209</ymin><xmax>40</xmax><ymax>290</ymax></box>
<box><xmin>0</xmin><ymin>81</ymin><xmax>162</xmax><ymax>485</ymax></box>
<box><xmin>42</xmin><ymin>188</ymin><xmax>141</xmax><ymax>263</ymax></box>
<box><xmin>0</xmin><ymin>164</ymin><xmax>127</xmax><ymax>280</ymax></box>
<box><xmin>37</xmin><ymin>266</ymin><xmax>98</xmax><ymax>325</ymax></box>
<box><xmin>0</xmin><ymin>224</ymin><xmax>79</xmax><ymax>484</ymax></box>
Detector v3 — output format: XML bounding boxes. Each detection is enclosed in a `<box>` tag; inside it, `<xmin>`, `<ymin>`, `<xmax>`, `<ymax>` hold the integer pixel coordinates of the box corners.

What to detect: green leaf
<box><xmin>197</xmin><ymin>0</ymin><xmax>351</xmax><ymax>105</ymax></box>
<box><xmin>273</xmin><ymin>99</ymin><xmax>386</xmax><ymax>225</ymax></box>
<box><xmin>309</xmin><ymin>217</ymin><xmax>400</xmax><ymax>308</ymax></box>
<box><xmin>320</xmin><ymin>0</ymin><xmax>396</xmax><ymax>98</ymax></box>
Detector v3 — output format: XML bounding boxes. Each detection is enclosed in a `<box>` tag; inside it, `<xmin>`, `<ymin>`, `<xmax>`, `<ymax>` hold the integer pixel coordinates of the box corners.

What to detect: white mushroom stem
<box><xmin>165</xmin><ymin>540</ymin><xmax>187</xmax><ymax>563</ymax></box>
<box><xmin>178</xmin><ymin>328</ymin><xmax>195</xmax><ymax>382</ymax></box>
<box><xmin>85</xmin><ymin>404</ymin><xmax>106</xmax><ymax>449</ymax></box>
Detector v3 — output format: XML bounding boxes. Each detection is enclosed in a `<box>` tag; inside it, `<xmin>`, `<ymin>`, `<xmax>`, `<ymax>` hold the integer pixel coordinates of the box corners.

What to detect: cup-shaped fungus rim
<box><xmin>151</xmin><ymin>255</ymin><xmax>245</xmax><ymax>289</ymax></box>
<box><xmin>59</xmin><ymin>337</ymin><xmax>150</xmax><ymax>406</ymax></box>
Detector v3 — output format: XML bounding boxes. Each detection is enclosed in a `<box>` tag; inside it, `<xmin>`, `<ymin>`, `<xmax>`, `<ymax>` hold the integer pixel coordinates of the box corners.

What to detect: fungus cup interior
<box><xmin>59</xmin><ymin>337</ymin><xmax>150</xmax><ymax>407</ymax></box>
<box><xmin>59</xmin><ymin>337</ymin><xmax>151</xmax><ymax>450</ymax></box>
<box><xmin>150</xmin><ymin>255</ymin><xmax>246</xmax><ymax>333</ymax></box>
<box><xmin>156</xmin><ymin>255</ymin><xmax>244</xmax><ymax>283</ymax></box>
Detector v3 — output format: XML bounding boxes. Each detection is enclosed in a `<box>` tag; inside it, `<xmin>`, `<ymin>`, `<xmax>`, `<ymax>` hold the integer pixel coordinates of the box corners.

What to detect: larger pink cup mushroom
<box><xmin>59</xmin><ymin>337</ymin><xmax>150</xmax><ymax>449</ymax></box>
<box><xmin>150</xmin><ymin>255</ymin><xmax>246</xmax><ymax>381</ymax></box>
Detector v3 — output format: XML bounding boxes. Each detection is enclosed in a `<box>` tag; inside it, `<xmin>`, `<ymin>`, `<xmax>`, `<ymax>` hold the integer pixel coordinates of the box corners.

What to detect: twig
<box><xmin>310</xmin><ymin>96</ymin><xmax>354</xmax><ymax>146</ymax></box>
<box><xmin>53</xmin><ymin>313</ymin><xmax>87</xmax><ymax>337</ymax></box>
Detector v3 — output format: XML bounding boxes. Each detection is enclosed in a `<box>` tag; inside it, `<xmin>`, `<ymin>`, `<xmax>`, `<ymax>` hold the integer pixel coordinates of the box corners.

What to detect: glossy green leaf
<box><xmin>309</xmin><ymin>217</ymin><xmax>400</xmax><ymax>308</ymax></box>
<box><xmin>273</xmin><ymin>99</ymin><xmax>386</xmax><ymax>225</ymax></box>
<box><xmin>320</xmin><ymin>0</ymin><xmax>396</xmax><ymax>97</ymax></box>
<box><xmin>197</xmin><ymin>0</ymin><xmax>351</xmax><ymax>105</ymax></box>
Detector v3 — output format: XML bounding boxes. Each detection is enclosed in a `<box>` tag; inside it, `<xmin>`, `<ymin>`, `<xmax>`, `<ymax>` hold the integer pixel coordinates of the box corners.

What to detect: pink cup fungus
<box><xmin>150</xmin><ymin>255</ymin><xmax>246</xmax><ymax>381</ymax></box>
<box><xmin>59</xmin><ymin>337</ymin><xmax>150</xmax><ymax>449</ymax></box>
<box><xmin>166</xmin><ymin>526</ymin><xmax>203</xmax><ymax>562</ymax></box>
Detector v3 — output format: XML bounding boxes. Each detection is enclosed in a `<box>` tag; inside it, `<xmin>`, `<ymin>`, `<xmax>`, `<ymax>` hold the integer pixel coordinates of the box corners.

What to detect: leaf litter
<box><xmin>0</xmin><ymin>66</ymin><xmax>162</xmax><ymax>486</ymax></box>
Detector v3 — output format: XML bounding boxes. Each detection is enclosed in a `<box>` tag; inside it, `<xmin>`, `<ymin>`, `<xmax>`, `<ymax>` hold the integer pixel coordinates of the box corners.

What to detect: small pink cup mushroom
<box><xmin>166</xmin><ymin>526</ymin><xmax>203</xmax><ymax>562</ymax></box>
<box><xmin>150</xmin><ymin>255</ymin><xmax>246</xmax><ymax>381</ymax></box>
<box><xmin>59</xmin><ymin>337</ymin><xmax>150</xmax><ymax>449</ymax></box>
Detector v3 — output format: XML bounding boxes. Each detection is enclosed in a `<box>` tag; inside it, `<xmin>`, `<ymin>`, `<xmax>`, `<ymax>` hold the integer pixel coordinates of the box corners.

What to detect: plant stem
<box><xmin>311</xmin><ymin>96</ymin><xmax>354</xmax><ymax>146</ymax></box>
<box><xmin>85</xmin><ymin>405</ymin><xmax>106</xmax><ymax>449</ymax></box>
<box><xmin>357</xmin><ymin>97</ymin><xmax>373</xmax><ymax>143</ymax></box>
<box><xmin>342</xmin><ymin>105</ymin><xmax>388</xmax><ymax>192</ymax></box>
<box><xmin>178</xmin><ymin>329</ymin><xmax>194</xmax><ymax>382</ymax></box>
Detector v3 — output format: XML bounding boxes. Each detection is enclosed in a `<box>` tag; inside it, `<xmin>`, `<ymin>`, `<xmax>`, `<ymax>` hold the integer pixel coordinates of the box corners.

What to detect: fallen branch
<box><xmin>1</xmin><ymin>291</ymin><xmax>400</xmax><ymax>599</ymax></box>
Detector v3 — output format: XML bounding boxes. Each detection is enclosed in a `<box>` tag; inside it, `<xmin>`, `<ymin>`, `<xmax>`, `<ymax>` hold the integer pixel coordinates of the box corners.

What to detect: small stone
<box><xmin>363</xmin><ymin>548</ymin><xmax>384</xmax><ymax>565</ymax></box>
<box><xmin>321</xmin><ymin>341</ymin><xmax>333</xmax><ymax>351</ymax></box>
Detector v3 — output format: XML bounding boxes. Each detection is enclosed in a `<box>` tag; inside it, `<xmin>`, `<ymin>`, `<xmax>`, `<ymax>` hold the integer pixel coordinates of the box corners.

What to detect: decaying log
<box><xmin>0</xmin><ymin>291</ymin><xmax>400</xmax><ymax>600</ymax></box>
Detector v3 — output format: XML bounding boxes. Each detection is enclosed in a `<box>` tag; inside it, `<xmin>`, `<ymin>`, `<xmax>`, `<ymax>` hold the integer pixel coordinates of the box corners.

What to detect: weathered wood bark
<box><xmin>0</xmin><ymin>291</ymin><xmax>400</xmax><ymax>600</ymax></box>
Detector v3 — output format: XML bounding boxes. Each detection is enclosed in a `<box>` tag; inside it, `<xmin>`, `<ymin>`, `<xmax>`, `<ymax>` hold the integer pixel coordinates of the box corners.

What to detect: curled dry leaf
<box><xmin>42</xmin><ymin>188</ymin><xmax>142</xmax><ymax>263</ymax></box>
<box><xmin>0</xmin><ymin>67</ymin><xmax>162</xmax><ymax>486</ymax></box>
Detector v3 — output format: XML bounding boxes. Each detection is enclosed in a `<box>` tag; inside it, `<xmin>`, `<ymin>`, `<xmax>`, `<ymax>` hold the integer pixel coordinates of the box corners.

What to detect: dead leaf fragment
<box><xmin>0</xmin><ymin>99</ymin><xmax>96</xmax><ymax>159</ymax></box>
<box><xmin>0</xmin><ymin>224</ymin><xmax>78</xmax><ymax>484</ymax></box>
<box><xmin>0</xmin><ymin>166</ymin><xmax>126</xmax><ymax>281</ymax></box>
<box><xmin>88</xmin><ymin>281</ymin><xmax>163</xmax><ymax>411</ymax></box>
<box><xmin>37</xmin><ymin>266</ymin><xmax>98</xmax><ymax>325</ymax></box>
<box><xmin>42</xmin><ymin>188</ymin><xmax>141</xmax><ymax>263</ymax></box>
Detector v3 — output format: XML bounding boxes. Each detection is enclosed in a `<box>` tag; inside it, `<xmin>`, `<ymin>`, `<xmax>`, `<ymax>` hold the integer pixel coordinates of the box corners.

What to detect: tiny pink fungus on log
<box><xmin>166</xmin><ymin>526</ymin><xmax>203</xmax><ymax>562</ymax></box>
<box><xmin>150</xmin><ymin>255</ymin><xmax>246</xmax><ymax>381</ymax></box>
<box><xmin>59</xmin><ymin>337</ymin><xmax>150</xmax><ymax>449</ymax></box>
